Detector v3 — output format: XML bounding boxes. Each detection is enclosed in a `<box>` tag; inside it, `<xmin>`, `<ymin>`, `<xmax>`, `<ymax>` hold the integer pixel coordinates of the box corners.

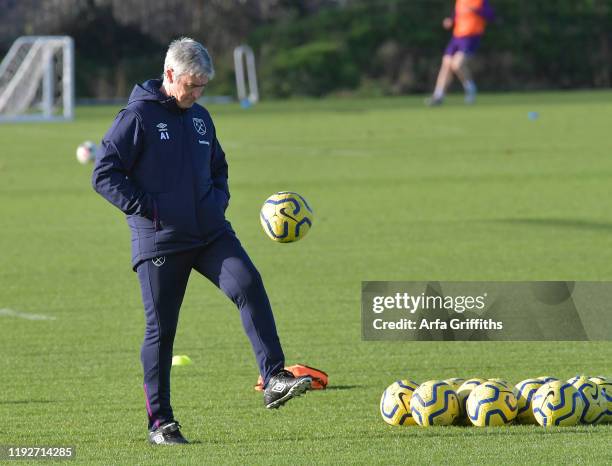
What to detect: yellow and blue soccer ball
<box><xmin>537</xmin><ymin>376</ymin><xmax>559</xmax><ymax>383</ymax></box>
<box><xmin>466</xmin><ymin>381</ymin><xmax>517</xmax><ymax>426</ymax></box>
<box><xmin>489</xmin><ymin>378</ymin><xmax>512</xmax><ymax>389</ymax></box>
<box><xmin>532</xmin><ymin>381</ymin><xmax>584</xmax><ymax>427</ymax></box>
<box><xmin>488</xmin><ymin>378</ymin><xmax>519</xmax><ymax>398</ymax></box>
<box><xmin>589</xmin><ymin>376</ymin><xmax>612</xmax><ymax>423</ymax></box>
<box><xmin>515</xmin><ymin>378</ymin><xmax>547</xmax><ymax>424</ymax></box>
<box><xmin>444</xmin><ymin>378</ymin><xmax>466</xmax><ymax>392</ymax></box>
<box><xmin>260</xmin><ymin>192</ymin><xmax>313</xmax><ymax>243</ymax></box>
<box><xmin>411</xmin><ymin>380</ymin><xmax>460</xmax><ymax>426</ymax></box>
<box><xmin>568</xmin><ymin>376</ymin><xmax>606</xmax><ymax>424</ymax></box>
<box><xmin>456</xmin><ymin>378</ymin><xmax>486</xmax><ymax>424</ymax></box>
<box><xmin>380</xmin><ymin>380</ymin><xmax>419</xmax><ymax>426</ymax></box>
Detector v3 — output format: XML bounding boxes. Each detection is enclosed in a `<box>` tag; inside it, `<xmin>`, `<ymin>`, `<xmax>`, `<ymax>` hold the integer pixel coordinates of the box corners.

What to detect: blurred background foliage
<box><xmin>1</xmin><ymin>0</ymin><xmax>611</xmax><ymax>98</ymax></box>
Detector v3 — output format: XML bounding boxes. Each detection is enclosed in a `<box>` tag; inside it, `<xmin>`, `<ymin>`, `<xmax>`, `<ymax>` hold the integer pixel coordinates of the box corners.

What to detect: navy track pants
<box><xmin>137</xmin><ymin>232</ymin><xmax>285</xmax><ymax>429</ymax></box>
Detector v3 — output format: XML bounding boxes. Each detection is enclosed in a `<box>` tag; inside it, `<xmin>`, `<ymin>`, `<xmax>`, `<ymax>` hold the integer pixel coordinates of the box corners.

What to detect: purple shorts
<box><xmin>444</xmin><ymin>35</ymin><xmax>482</xmax><ymax>56</ymax></box>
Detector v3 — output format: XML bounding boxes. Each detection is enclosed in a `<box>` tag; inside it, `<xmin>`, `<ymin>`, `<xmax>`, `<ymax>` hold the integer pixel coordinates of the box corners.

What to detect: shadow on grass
<box><xmin>325</xmin><ymin>385</ymin><xmax>361</xmax><ymax>391</ymax></box>
<box><xmin>0</xmin><ymin>399</ymin><xmax>56</xmax><ymax>405</ymax></box>
<box><xmin>128</xmin><ymin>439</ymin><xmax>205</xmax><ymax>446</ymax></box>
<box><xmin>192</xmin><ymin>424</ymin><xmax>606</xmax><ymax>447</ymax></box>
<box><xmin>386</xmin><ymin>425</ymin><xmax>603</xmax><ymax>439</ymax></box>
<box><xmin>487</xmin><ymin>218</ymin><xmax>612</xmax><ymax>233</ymax></box>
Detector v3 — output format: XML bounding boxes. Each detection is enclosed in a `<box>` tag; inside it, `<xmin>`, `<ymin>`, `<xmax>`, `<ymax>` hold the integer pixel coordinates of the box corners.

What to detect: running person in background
<box><xmin>427</xmin><ymin>0</ymin><xmax>495</xmax><ymax>106</ymax></box>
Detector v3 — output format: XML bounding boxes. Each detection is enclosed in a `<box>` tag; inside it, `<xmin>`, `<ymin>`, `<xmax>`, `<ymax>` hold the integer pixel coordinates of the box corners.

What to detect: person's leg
<box><xmin>192</xmin><ymin>232</ymin><xmax>284</xmax><ymax>385</ymax></box>
<box><xmin>137</xmin><ymin>251</ymin><xmax>194</xmax><ymax>430</ymax></box>
<box><xmin>451</xmin><ymin>49</ymin><xmax>478</xmax><ymax>104</ymax></box>
<box><xmin>450</xmin><ymin>52</ymin><xmax>469</xmax><ymax>84</ymax></box>
<box><xmin>432</xmin><ymin>54</ymin><xmax>454</xmax><ymax>101</ymax></box>
<box><xmin>427</xmin><ymin>37</ymin><xmax>462</xmax><ymax>105</ymax></box>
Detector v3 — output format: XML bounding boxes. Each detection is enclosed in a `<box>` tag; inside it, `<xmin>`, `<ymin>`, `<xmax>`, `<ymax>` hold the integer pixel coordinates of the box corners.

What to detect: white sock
<box><xmin>464</xmin><ymin>80</ymin><xmax>477</xmax><ymax>94</ymax></box>
<box><xmin>433</xmin><ymin>89</ymin><xmax>445</xmax><ymax>99</ymax></box>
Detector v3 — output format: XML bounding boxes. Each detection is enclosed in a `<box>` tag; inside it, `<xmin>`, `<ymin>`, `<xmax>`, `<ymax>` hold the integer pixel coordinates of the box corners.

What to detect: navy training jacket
<box><xmin>92</xmin><ymin>79</ymin><xmax>232</xmax><ymax>269</ymax></box>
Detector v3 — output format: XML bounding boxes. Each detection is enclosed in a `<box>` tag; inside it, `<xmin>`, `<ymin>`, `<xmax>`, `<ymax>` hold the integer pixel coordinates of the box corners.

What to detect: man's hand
<box><xmin>443</xmin><ymin>17</ymin><xmax>454</xmax><ymax>30</ymax></box>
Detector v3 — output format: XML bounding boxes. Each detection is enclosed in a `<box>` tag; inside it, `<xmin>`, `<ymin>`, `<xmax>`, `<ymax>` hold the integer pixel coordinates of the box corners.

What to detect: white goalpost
<box><xmin>0</xmin><ymin>36</ymin><xmax>75</xmax><ymax>123</ymax></box>
<box><xmin>233</xmin><ymin>45</ymin><xmax>259</xmax><ymax>107</ymax></box>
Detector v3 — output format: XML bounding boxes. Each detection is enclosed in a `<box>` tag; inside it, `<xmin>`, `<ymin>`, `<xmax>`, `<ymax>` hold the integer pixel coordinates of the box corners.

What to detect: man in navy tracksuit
<box><xmin>92</xmin><ymin>38</ymin><xmax>311</xmax><ymax>445</ymax></box>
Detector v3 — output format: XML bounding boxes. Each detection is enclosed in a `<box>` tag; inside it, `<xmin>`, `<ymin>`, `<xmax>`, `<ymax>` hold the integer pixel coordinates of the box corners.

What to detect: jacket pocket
<box><xmin>155</xmin><ymin>191</ymin><xmax>198</xmax><ymax>236</ymax></box>
<box><xmin>127</xmin><ymin>213</ymin><xmax>155</xmax><ymax>230</ymax></box>
<box><xmin>152</xmin><ymin>198</ymin><xmax>161</xmax><ymax>231</ymax></box>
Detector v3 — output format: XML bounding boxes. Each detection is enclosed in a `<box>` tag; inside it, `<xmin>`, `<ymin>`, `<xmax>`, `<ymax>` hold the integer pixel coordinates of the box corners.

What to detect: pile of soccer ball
<box><xmin>380</xmin><ymin>376</ymin><xmax>611</xmax><ymax>427</ymax></box>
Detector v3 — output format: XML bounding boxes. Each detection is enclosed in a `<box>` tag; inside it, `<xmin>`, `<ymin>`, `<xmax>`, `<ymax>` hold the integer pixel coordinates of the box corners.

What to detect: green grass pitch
<box><xmin>1</xmin><ymin>92</ymin><xmax>611</xmax><ymax>464</ymax></box>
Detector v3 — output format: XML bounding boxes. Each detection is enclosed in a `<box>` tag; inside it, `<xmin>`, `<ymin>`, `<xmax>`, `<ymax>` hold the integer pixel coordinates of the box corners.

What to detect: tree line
<box><xmin>1</xmin><ymin>0</ymin><xmax>610</xmax><ymax>98</ymax></box>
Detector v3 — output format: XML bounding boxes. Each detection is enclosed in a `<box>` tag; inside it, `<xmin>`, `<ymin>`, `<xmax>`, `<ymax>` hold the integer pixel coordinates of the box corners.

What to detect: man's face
<box><xmin>167</xmin><ymin>70</ymin><xmax>208</xmax><ymax>109</ymax></box>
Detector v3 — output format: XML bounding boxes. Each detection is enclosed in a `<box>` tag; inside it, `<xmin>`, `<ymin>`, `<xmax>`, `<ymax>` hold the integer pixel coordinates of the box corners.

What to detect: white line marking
<box><xmin>0</xmin><ymin>308</ymin><xmax>56</xmax><ymax>320</ymax></box>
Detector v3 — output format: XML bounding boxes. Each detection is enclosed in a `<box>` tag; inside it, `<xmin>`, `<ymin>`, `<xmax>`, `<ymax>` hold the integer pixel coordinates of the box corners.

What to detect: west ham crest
<box><xmin>192</xmin><ymin>118</ymin><xmax>206</xmax><ymax>136</ymax></box>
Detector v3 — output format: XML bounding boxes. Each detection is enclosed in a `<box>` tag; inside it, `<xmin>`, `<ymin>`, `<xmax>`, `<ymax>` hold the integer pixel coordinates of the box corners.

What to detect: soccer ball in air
<box><xmin>515</xmin><ymin>378</ymin><xmax>547</xmax><ymax>424</ymax></box>
<box><xmin>76</xmin><ymin>140</ymin><xmax>97</xmax><ymax>164</ymax></box>
<box><xmin>410</xmin><ymin>380</ymin><xmax>460</xmax><ymax>426</ymax></box>
<box><xmin>466</xmin><ymin>381</ymin><xmax>517</xmax><ymax>426</ymax></box>
<box><xmin>531</xmin><ymin>381</ymin><xmax>584</xmax><ymax>427</ymax></box>
<box><xmin>260</xmin><ymin>192</ymin><xmax>313</xmax><ymax>243</ymax></box>
<box><xmin>380</xmin><ymin>380</ymin><xmax>419</xmax><ymax>426</ymax></box>
<box><xmin>568</xmin><ymin>376</ymin><xmax>606</xmax><ymax>424</ymax></box>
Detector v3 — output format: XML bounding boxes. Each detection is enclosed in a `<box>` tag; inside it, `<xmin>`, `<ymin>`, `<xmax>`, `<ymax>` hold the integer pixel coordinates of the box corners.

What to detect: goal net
<box><xmin>0</xmin><ymin>36</ymin><xmax>74</xmax><ymax>122</ymax></box>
